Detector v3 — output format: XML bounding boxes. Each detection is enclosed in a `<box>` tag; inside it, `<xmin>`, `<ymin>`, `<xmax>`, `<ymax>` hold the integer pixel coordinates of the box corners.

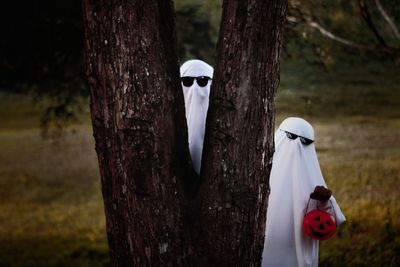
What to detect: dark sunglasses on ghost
<box><xmin>181</xmin><ymin>76</ymin><xmax>212</xmax><ymax>87</ymax></box>
<box><xmin>281</xmin><ymin>130</ymin><xmax>314</xmax><ymax>145</ymax></box>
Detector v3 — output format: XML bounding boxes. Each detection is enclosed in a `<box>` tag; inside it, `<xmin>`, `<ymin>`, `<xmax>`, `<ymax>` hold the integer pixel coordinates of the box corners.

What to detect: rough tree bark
<box><xmin>82</xmin><ymin>1</ymin><xmax>194</xmax><ymax>266</ymax></box>
<box><xmin>195</xmin><ymin>1</ymin><xmax>287</xmax><ymax>266</ymax></box>
<box><xmin>82</xmin><ymin>0</ymin><xmax>287</xmax><ymax>266</ymax></box>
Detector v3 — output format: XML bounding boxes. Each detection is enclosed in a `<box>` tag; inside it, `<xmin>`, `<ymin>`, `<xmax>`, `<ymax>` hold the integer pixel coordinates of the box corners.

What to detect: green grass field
<box><xmin>0</xmin><ymin>63</ymin><xmax>399</xmax><ymax>266</ymax></box>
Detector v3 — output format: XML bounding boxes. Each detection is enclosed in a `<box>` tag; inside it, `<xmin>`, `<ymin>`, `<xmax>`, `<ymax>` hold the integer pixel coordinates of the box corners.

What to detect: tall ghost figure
<box><xmin>180</xmin><ymin>59</ymin><xmax>214</xmax><ymax>175</ymax></box>
<box><xmin>262</xmin><ymin>117</ymin><xmax>346</xmax><ymax>267</ymax></box>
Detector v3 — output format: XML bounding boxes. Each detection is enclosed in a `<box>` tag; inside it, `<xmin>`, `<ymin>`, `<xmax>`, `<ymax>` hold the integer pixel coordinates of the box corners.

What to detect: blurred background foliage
<box><xmin>0</xmin><ymin>0</ymin><xmax>399</xmax><ymax>266</ymax></box>
<box><xmin>1</xmin><ymin>0</ymin><xmax>399</xmax><ymax>96</ymax></box>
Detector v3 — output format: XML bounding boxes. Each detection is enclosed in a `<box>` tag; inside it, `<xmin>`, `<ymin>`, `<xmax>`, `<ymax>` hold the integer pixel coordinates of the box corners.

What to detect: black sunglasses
<box><xmin>281</xmin><ymin>130</ymin><xmax>314</xmax><ymax>145</ymax></box>
<box><xmin>181</xmin><ymin>76</ymin><xmax>211</xmax><ymax>87</ymax></box>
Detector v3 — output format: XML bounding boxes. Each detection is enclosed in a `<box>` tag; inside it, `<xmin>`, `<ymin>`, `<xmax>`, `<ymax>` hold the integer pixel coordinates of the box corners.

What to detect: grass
<box><xmin>315</xmin><ymin>120</ymin><xmax>400</xmax><ymax>266</ymax></box>
<box><xmin>0</xmin><ymin>122</ymin><xmax>108</xmax><ymax>266</ymax></box>
<box><xmin>0</xmin><ymin>61</ymin><xmax>399</xmax><ymax>266</ymax></box>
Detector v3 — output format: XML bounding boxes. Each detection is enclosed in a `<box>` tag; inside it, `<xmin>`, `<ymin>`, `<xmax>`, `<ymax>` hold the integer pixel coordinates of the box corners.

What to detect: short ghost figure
<box><xmin>262</xmin><ymin>117</ymin><xmax>346</xmax><ymax>267</ymax></box>
<box><xmin>180</xmin><ymin>59</ymin><xmax>213</xmax><ymax>175</ymax></box>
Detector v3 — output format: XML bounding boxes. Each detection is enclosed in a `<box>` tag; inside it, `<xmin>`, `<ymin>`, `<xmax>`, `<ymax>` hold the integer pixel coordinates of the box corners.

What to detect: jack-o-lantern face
<box><xmin>303</xmin><ymin>209</ymin><xmax>337</xmax><ymax>240</ymax></box>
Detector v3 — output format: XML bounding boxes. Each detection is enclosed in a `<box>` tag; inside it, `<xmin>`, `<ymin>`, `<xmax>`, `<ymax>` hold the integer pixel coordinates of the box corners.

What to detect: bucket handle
<box><xmin>304</xmin><ymin>198</ymin><xmax>337</xmax><ymax>222</ymax></box>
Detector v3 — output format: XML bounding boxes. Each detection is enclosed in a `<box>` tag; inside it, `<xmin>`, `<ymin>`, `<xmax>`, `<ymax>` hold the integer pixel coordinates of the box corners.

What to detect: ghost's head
<box><xmin>278</xmin><ymin>117</ymin><xmax>314</xmax><ymax>143</ymax></box>
<box><xmin>271</xmin><ymin>117</ymin><xmax>323</xmax><ymax>190</ymax></box>
<box><xmin>180</xmin><ymin>59</ymin><xmax>213</xmax><ymax>98</ymax></box>
<box><xmin>274</xmin><ymin>117</ymin><xmax>315</xmax><ymax>155</ymax></box>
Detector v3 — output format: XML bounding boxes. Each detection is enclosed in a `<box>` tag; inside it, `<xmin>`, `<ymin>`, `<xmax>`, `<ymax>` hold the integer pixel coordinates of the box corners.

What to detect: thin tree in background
<box><xmin>82</xmin><ymin>0</ymin><xmax>287</xmax><ymax>266</ymax></box>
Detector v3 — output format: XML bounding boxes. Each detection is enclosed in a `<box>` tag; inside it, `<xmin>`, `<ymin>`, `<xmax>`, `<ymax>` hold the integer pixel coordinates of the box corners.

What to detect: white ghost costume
<box><xmin>262</xmin><ymin>117</ymin><xmax>345</xmax><ymax>267</ymax></box>
<box><xmin>180</xmin><ymin>59</ymin><xmax>214</xmax><ymax>175</ymax></box>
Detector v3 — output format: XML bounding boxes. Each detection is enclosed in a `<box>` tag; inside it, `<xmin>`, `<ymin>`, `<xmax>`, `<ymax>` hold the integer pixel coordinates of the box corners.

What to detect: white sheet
<box><xmin>262</xmin><ymin>117</ymin><xmax>345</xmax><ymax>267</ymax></box>
<box><xmin>180</xmin><ymin>59</ymin><xmax>213</xmax><ymax>174</ymax></box>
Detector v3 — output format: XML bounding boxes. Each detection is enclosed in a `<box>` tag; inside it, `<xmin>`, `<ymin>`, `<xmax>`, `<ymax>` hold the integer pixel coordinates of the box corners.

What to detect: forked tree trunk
<box><xmin>82</xmin><ymin>0</ymin><xmax>287</xmax><ymax>266</ymax></box>
<box><xmin>195</xmin><ymin>1</ymin><xmax>287</xmax><ymax>266</ymax></box>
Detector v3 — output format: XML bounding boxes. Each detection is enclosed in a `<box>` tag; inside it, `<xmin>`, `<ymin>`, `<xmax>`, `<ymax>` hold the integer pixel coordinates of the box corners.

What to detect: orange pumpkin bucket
<box><xmin>303</xmin><ymin>199</ymin><xmax>337</xmax><ymax>240</ymax></box>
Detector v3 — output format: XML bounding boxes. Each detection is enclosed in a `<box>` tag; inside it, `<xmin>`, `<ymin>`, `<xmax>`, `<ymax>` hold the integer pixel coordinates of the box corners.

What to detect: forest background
<box><xmin>0</xmin><ymin>0</ymin><xmax>399</xmax><ymax>266</ymax></box>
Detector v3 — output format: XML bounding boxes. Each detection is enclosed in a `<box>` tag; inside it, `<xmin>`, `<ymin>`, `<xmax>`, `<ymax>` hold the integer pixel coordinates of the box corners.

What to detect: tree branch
<box><xmin>358</xmin><ymin>0</ymin><xmax>388</xmax><ymax>47</ymax></box>
<box><xmin>287</xmin><ymin>4</ymin><xmax>400</xmax><ymax>58</ymax></box>
<box><xmin>374</xmin><ymin>0</ymin><xmax>400</xmax><ymax>40</ymax></box>
<box><xmin>306</xmin><ymin>19</ymin><xmax>372</xmax><ymax>50</ymax></box>
<box><xmin>287</xmin><ymin>14</ymin><xmax>373</xmax><ymax>50</ymax></box>
<box><xmin>307</xmin><ymin>16</ymin><xmax>400</xmax><ymax>55</ymax></box>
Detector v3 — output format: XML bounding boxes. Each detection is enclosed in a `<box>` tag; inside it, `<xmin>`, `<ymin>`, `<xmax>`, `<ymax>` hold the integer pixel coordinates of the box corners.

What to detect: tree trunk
<box><xmin>195</xmin><ymin>0</ymin><xmax>287</xmax><ymax>266</ymax></box>
<box><xmin>82</xmin><ymin>0</ymin><xmax>287</xmax><ymax>266</ymax></box>
<box><xmin>82</xmin><ymin>0</ymin><xmax>194</xmax><ymax>266</ymax></box>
